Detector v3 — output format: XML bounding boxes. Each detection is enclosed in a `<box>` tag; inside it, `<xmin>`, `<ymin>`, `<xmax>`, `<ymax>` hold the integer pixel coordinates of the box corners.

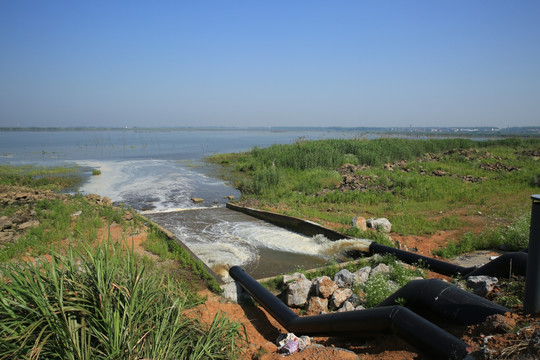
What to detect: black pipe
<box><xmin>376</xmin><ymin>279</ymin><xmax>510</xmax><ymax>324</ymax></box>
<box><xmin>369</xmin><ymin>242</ymin><xmax>474</xmax><ymax>276</ymax></box>
<box><xmin>524</xmin><ymin>194</ymin><xmax>540</xmax><ymax>315</ymax></box>
<box><xmin>229</xmin><ymin>266</ymin><xmax>470</xmax><ymax>360</ymax></box>
<box><xmin>466</xmin><ymin>252</ymin><xmax>528</xmax><ymax>278</ymax></box>
<box><xmin>369</xmin><ymin>242</ymin><xmax>528</xmax><ymax>278</ymax></box>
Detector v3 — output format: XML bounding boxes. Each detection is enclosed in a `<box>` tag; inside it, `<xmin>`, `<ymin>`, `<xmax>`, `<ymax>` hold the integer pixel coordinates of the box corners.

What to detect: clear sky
<box><xmin>1</xmin><ymin>1</ymin><xmax>539</xmax><ymax>128</ymax></box>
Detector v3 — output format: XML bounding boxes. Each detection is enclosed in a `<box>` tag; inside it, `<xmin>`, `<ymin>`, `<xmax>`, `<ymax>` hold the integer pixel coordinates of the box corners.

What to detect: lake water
<box><xmin>1</xmin><ymin>129</ymin><xmax>365</xmax><ymax>279</ymax></box>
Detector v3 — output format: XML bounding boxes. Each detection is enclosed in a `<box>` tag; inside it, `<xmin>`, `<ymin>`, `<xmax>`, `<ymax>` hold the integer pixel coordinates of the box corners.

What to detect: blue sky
<box><xmin>1</xmin><ymin>1</ymin><xmax>539</xmax><ymax>128</ymax></box>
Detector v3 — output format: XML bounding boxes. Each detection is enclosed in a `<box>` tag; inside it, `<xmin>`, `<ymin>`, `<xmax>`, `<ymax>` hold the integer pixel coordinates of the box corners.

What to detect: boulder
<box><xmin>367</xmin><ymin>218</ymin><xmax>392</xmax><ymax>233</ymax></box>
<box><xmin>17</xmin><ymin>220</ymin><xmax>40</xmax><ymax>231</ymax></box>
<box><xmin>306</xmin><ymin>296</ymin><xmax>328</xmax><ymax>315</ymax></box>
<box><xmin>331</xmin><ymin>288</ymin><xmax>353</xmax><ymax>309</ymax></box>
<box><xmin>15</xmin><ymin>193</ymin><xmax>28</xmax><ymax>200</ymax></box>
<box><xmin>0</xmin><ymin>231</ymin><xmax>14</xmax><ymax>245</ymax></box>
<box><xmin>313</xmin><ymin>276</ymin><xmax>338</xmax><ymax>298</ymax></box>
<box><xmin>351</xmin><ymin>216</ymin><xmax>367</xmax><ymax>231</ymax></box>
<box><xmin>11</xmin><ymin>210</ymin><xmax>32</xmax><ymax>224</ymax></box>
<box><xmin>337</xmin><ymin>300</ymin><xmax>356</xmax><ymax>312</ymax></box>
<box><xmin>285</xmin><ymin>278</ymin><xmax>312</xmax><ymax>307</ymax></box>
<box><xmin>191</xmin><ymin>198</ymin><xmax>204</xmax><ymax>203</ymax></box>
<box><xmin>353</xmin><ymin>266</ymin><xmax>371</xmax><ymax>285</ymax></box>
<box><xmin>346</xmin><ymin>293</ymin><xmax>361</xmax><ymax>307</ymax></box>
<box><xmin>466</xmin><ymin>275</ymin><xmax>498</xmax><ymax>297</ymax></box>
<box><xmin>0</xmin><ymin>216</ymin><xmax>13</xmax><ymax>230</ymax></box>
<box><xmin>370</xmin><ymin>263</ymin><xmax>391</xmax><ymax>277</ymax></box>
<box><xmin>334</xmin><ymin>269</ymin><xmax>355</xmax><ymax>288</ymax></box>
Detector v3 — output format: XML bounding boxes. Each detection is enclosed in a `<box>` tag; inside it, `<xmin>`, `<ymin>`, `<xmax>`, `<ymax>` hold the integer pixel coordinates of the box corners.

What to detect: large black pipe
<box><xmin>376</xmin><ymin>279</ymin><xmax>509</xmax><ymax>324</ymax></box>
<box><xmin>524</xmin><ymin>194</ymin><xmax>540</xmax><ymax>315</ymax></box>
<box><xmin>369</xmin><ymin>242</ymin><xmax>528</xmax><ymax>278</ymax></box>
<box><xmin>229</xmin><ymin>266</ymin><xmax>470</xmax><ymax>360</ymax></box>
<box><xmin>369</xmin><ymin>242</ymin><xmax>473</xmax><ymax>276</ymax></box>
<box><xmin>466</xmin><ymin>252</ymin><xmax>528</xmax><ymax>278</ymax></box>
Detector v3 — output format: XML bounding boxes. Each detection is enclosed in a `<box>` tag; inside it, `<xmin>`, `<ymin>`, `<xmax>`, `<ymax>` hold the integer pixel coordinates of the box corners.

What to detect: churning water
<box><xmin>1</xmin><ymin>129</ymin><xmax>365</xmax><ymax>279</ymax></box>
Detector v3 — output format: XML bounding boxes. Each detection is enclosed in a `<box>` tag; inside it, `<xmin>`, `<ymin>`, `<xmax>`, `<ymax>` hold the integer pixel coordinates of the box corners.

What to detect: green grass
<box><xmin>0</xmin><ymin>240</ymin><xmax>244</xmax><ymax>359</ymax></box>
<box><xmin>0</xmin><ymin>195</ymin><xmax>123</xmax><ymax>262</ymax></box>
<box><xmin>433</xmin><ymin>213</ymin><xmax>531</xmax><ymax>258</ymax></box>
<box><xmin>0</xmin><ymin>164</ymin><xmax>83</xmax><ymax>192</ymax></box>
<box><xmin>208</xmin><ymin>137</ymin><xmax>540</xmax><ymax>242</ymax></box>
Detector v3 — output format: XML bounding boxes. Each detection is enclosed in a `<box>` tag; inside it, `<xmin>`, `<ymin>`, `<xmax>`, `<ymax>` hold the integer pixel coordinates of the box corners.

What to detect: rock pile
<box><xmin>0</xmin><ymin>185</ymin><xmax>64</xmax><ymax>247</ymax></box>
<box><xmin>479</xmin><ymin>162</ymin><xmax>520</xmax><ymax>172</ymax></box>
<box><xmin>0</xmin><ymin>209</ymin><xmax>39</xmax><ymax>246</ymax></box>
<box><xmin>0</xmin><ymin>185</ymin><xmax>64</xmax><ymax>205</ymax></box>
<box><xmin>281</xmin><ymin>266</ymin><xmax>393</xmax><ymax>315</ymax></box>
<box><xmin>383</xmin><ymin>160</ymin><xmax>410</xmax><ymax>172</ymax></box>
<box><xmin>336</xmin><ymin>164</ymin><xmax>383</xmax><ymax>192</ymax></box>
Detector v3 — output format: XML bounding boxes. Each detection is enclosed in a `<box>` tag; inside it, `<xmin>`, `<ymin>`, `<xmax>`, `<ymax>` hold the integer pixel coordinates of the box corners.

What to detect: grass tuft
<box><xmin>0</xmin><ymin>239</ymin><xmax>243</xmax><ymax>359</ymax></box>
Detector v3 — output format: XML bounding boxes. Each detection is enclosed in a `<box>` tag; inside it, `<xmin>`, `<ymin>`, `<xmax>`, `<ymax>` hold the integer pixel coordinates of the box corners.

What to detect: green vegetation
<box><xmin>489</xmin><ymin>278</ymin><xmax>525</xmax><ymax>308</ymax></box>
<box><xmin>0</xmin><ymin>195</ymin><xmax>107</xmax><ymax>262</ymax></box>
<box><xmin>0</xmin><ymin>164</ymin><xmax>83</xmax><ymax>191</ymax></box>
<box><xmin>433</xmin><ymin>213</ymin><xmax>531</xmax><ymax>258</ymax></box>
<box><xmin>92</xmin><ymin>169</ymin><xmax>101</xmax><ymax>175</ymax></box>
<box><xmin>209</xmin><ymin>137</ymin><xmax>540</xmax><ymax>253</ymax></box>
<box><xmin>0</xmin><ymin>240</ymin><xmax>244</xmax><ymax>359</ymax></box>
<box><xmin>0</xmin><ymin>165</ymin><xmax>240</xmax><ymax>359</ymax></box>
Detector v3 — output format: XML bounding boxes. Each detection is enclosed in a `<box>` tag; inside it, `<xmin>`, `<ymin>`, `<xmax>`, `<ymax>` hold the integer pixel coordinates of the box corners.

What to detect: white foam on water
<box><xmin>189</xmin><ymin>242</ymin><xmax>258</xmax><ymax>269</ymax></box>
<box><xmin>79</xmin><ymin>160</ymin><xmax>232</xmax><ymax>211</ymax></box>
<box><xmin>165</xmin><ymin>219</ymin><xmax>259</xmax><ymax>269</ymax></box>
<box><xmin>318</xmin><ymin>238</ymin><xmax>373</xmax><ymax>255</ymax></box>
<box><xmin>140</xmin><ymin>206</ymin><xmax>220</xmax><ymax>215</ymax></box>
<box><xmin>223</xmin><ymin>222</ymin><xmax>369</xmax><ymax>257</ymax></box>
<box><xmin>79</xmin><ymin>160</ymin><xmax>370</xmax><ymax>278</ymax></box>
<box><xmin>194</xmin><ymin>219</ymin><xmax>370</xmax><ymax>260</ymax></box>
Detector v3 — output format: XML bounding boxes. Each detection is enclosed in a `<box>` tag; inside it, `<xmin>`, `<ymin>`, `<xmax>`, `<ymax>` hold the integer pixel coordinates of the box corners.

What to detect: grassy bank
<box><xmin>209</xmin><ymin>137</ymin><xmax>540</xmax><ymax>255</ymax></box>
<box><xmin>0</xmin><ymin>165</ymin><xmax>242</xmax><ymax>359</ymax></box>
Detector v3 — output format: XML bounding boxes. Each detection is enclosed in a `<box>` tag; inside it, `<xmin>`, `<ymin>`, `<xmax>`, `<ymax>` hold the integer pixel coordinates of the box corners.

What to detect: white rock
<box><xmin>286</xmin><ymin>279</ymin><xmax>312</xmax><ymax>307</ymax></box>
<box><xmin>370</xmin><ymin>263</ymin><xmax>391</xmax><ymax>277</ymax></box>
<box><xmin>353</xmin><ymin>266</ymin><xmax>371</xmax><ymax>285</ymax></box>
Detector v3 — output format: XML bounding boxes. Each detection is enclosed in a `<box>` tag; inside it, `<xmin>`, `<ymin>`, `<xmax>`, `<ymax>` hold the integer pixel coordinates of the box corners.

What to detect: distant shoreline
<box><xmin>1</xmin><ymin>125</ymin><xmax>539</xmax><ymax>137</ymax></box>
